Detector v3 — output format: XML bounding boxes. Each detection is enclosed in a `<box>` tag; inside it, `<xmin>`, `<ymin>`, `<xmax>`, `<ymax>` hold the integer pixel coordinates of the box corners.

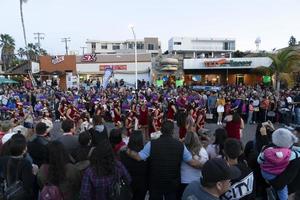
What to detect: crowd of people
<box><xmin>0</xmin><ymin>82</ymin><xmax>299</xmax><ymax>200</ymax></box>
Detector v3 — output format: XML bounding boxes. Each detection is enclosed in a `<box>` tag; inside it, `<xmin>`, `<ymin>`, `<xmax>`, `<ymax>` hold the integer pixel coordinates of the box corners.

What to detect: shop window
<box><xmin>101</xmin><ymin>45</ymin><xmax>107</xmax><ymax>49</ymax></box>
<box><xmin>137</xmin><ymin>43</ymin><xmax>144</xmax><ymax>49</ymax></box>
<box><xmin>91</xmin><ymin>42</ymin><xmax>96</xmax><ymax>49</ymax></box>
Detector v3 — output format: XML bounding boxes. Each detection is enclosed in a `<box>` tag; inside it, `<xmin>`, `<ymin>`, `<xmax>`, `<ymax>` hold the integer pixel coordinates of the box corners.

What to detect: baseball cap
<box><xmin>201</xmin><ymin>158</ymin><xmax>241</xmax><ymax>184</ymax></box>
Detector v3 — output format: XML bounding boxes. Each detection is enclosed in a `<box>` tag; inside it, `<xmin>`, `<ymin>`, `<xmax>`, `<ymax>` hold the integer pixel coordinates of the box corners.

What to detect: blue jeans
<box><xmin>295</xmin><ymin>107</ymin><xmax>300</xmax><ymax>125</ymax></box>
<box><xmin>261</xmin><ymin>170</ymin><xmax>288</xmax><ymax>200</ymax></box>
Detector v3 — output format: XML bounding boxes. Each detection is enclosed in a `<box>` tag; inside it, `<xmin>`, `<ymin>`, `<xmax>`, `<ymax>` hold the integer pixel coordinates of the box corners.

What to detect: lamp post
<box><xmin>129</xmin><ymin>24</ymin><xmax>138</xmax><ymax>89</ymax></box>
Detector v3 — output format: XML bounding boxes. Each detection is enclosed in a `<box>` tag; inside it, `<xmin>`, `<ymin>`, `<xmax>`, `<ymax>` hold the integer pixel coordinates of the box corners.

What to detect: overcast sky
<box><xmin>1</xmin><ymin>0</ymin><xmax>299</xmax><ymax>55</ymax></box>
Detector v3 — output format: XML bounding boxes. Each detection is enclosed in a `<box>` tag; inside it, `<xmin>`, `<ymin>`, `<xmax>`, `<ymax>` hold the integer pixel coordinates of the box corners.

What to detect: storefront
<box><xmin>183</xmin><ymin>57</ymin><xmax>273</xmax><ymax>85</ymax></box>
<box><xmin>76</xmin><ymin>53</ymin><xmax>152</xmax><ymax>85</ymax></box>
<box><xmin>39</xmin><ymin>55</ymin><xmax>77</xmax><ymax>89</ymax></box>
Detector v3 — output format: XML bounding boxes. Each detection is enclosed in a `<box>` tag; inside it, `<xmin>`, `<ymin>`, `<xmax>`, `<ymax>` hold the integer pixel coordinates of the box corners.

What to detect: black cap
<box><xmin>201</xmin><ymin>158</ymin><xmax>241</xmax><ymax>184</ymax></box>
<box><xmin>35</xmin><ymin>122</ymin><xmax>48</xmax><ymax>135</ymax></box>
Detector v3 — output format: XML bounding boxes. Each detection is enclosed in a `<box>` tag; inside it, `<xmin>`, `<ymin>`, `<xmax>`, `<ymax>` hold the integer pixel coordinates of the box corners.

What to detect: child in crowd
<box><xmin>258</xmin><ymin>128</ymin><xmax>300</xmax><ymax>200</ymax></box>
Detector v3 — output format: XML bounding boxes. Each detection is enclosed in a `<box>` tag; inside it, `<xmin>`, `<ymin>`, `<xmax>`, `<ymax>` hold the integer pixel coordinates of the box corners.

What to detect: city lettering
<box><xmin>220</xmin><ymin>173</ymin><xmax>254</xmax><ymax>200</ymax></box>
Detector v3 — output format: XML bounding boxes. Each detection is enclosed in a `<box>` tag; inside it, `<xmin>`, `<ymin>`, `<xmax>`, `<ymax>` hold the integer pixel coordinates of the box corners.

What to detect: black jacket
<box><xmin>149</xmin><ymin>134</ymin><xmax>184</xmax><ymax>192</ymax></box>
<box><xmin>28</xmin><ymin>136</ymin><xmax>49</xmax><ymax>167</ymax></box>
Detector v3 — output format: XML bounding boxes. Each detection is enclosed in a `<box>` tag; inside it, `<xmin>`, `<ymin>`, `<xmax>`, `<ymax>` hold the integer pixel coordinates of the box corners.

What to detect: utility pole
<box><xmin>34</xmin><ymin>32</ymin><xmax>45</xmax><ymax>49</ymax></box>
<box><xmin>80</xmin><ymin>47</ymin><xmax>87</xmax><ymax>55</ymax></box>
<box><xmin>61</xmin><ymin>37</ymin><xmax>71</xmax><ymax>55</ymax></box>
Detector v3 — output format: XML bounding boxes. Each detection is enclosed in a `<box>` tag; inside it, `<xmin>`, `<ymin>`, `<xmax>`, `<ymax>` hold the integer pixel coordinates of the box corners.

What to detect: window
<box><xmin>128</xmin><ymin>43</ymin><xmax>133</xmax><ymax>49</ymax></box>
<box><xmin>174</xmin><ymin>42</ymin><xmax>182</xmax><ymax>45</ymax></box>
<box><xmin>224</xmin><ymin>42</ymin><xmax>229</xmax><ymax>50</ymax></box>
<box><xmin>101</xmin><ymin>44</ymin><xmax>107</xmax><ymax>49</ymax></box>
<box><xmin>91</xmin><ymin>42</ymin><xmax>96</xmax><ymax>49</ymax></box>
<box><xmin>148</xmin><ymin>44</ymin><xmax>154</xmax><ymax>50</ymax></box>
<box><xmin>137</xmin><ymin>43</ymin><xmax>144</xmax><ymax>49</ymax></box>
<box><xmin>113</xmin><ymin>45</ymin><xmax>120</xmax><ymax>50</ymax></box>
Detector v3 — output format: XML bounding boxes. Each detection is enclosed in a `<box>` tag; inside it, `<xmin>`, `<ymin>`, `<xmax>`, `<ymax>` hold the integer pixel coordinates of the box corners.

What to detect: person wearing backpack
<box><xmin>0</xmin><ymin>134</ymin><xmax>35</xmax><ymax>199</ymax></box>
<box><xmin>80</xmin><ymin>139</ymin><xmax>131</xmax><ymax>200</ymax></box>
<box><xmin>37</xmin><ymin>141</ymin><xmax>81</xmax><ymax>200</ymax></box>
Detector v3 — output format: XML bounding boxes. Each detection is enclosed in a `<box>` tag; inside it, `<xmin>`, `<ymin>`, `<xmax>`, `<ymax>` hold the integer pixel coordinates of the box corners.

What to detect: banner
<box><xmin>156</xmin><ymin>80</ymin><xmax>163</xmax><ymax>87</ymax></box>
<box><xmin>176</xmin><ymin>80</ymin><xmax>184</xmax><ymax>87</ymax></box>
<box><xmin>99</xmin><ymin>65</ymin><xmax>127</xmax><ymax>71</ymax></box>
<box><xmin>102</xmin><ymin>68</ymin><xmax>113</xmax><ymax>88</ymax></box>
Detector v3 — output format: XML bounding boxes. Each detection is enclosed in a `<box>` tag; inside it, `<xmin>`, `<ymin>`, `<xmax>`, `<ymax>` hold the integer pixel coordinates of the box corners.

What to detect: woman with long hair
<box><xmin>206</xmin><ymin>128</ymin><xmax>228</xmax><ymax>159</ymax></box>
<box><xmin>37</xmin><ymin>141</ymin><xmax>81</xmax><ymax>200</ymax></box>
<box><xmin>225</xmin><ymin>112</ymin><xmax>244</xmax><ymax>140</ymax></box>
<box><xmin>120</xmin><ymin>130</ymin><xmax>148</xmax><ymax>200</ymax></box>
<box><xmin>80</xmin><ymin>140</ymin><xmax>131</xmax><ymax>200</ymax></box>
<box><xmin>179</xmin><ymin>127</ymin><xmax>209</xmax><ymax>198</ymax></box>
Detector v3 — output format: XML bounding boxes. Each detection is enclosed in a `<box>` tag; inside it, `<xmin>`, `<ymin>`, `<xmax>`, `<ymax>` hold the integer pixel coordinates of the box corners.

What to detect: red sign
<box><xmin>99</xmin><ymin>65</ymin><xmax>127</xmax><ymax>71</ymax></box>
<box><xmin>82</xmin><ymin>54</ymin><xmax>97</xmax><ymax>62</ymax></box>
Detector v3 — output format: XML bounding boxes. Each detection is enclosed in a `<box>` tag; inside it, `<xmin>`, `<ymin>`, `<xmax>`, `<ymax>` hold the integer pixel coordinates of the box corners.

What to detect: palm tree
<box><xmin>17</xmin><ymin>47</ymin><xmax>26</xmax><ymax>59</ymax></box>
<box><xmin>26</xmin><ymin>43</ymin><xmax>39</xmax><ymax>61</ymax></box>
<box><xmin>0</xmin><ymin>34</ymin><xmax>16</xmax><ymax>72</ymax></box>
<box><xmin>20</xmin><ymin>0</ymin><xmax>28</xmax><ymax>59</ymax></box>
<box><xmin>269</xmin><ymin>47</ymin><xmax>300</xmax><ymax>91</ymax></box>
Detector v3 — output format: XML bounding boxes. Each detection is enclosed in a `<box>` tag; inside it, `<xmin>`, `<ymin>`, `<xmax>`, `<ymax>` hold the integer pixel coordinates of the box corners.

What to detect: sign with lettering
<box><xmin>204</xmin><ymin>59</ymin><xmax>252</xmax><ymax>67</ymax></box>
<box><xmin>51</xmin><ymin>56</ymin><xmax>65</xmax><ymax>65</ymax></box>
<box><xmin>99</xmin><ymin>65</ymin><xmax>127</xmax><ymax>71</ymax></box>
<box><xmin>82</xmin><ymin>54</ymin><xmax>97</xmax><ymax>62</ymax></box>
<box><xmin>220</xmin><ymin>172</ymin><xmax>254</xmax><ymax>200</ymax></box>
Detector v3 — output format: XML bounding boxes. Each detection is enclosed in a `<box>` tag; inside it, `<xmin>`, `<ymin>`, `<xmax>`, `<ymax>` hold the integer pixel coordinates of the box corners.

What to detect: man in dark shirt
<box><xmin>220</xmin><ymin>138</ymin><xmax>255</xmax><ymax>200</ymax></box>
<box><xmin>28</xmin><ymin>122</ymin><xmax>50</xmax><ymax>167</ymax></box>
<box><xmin>182</xmin><ymin>158</ymin><xmax>241</xmax><ymax>200</ymax></box>
<box><xmin>56</xmin><ymin>119</ymin><xmax>79</xmax><ymax>156</ymax></box>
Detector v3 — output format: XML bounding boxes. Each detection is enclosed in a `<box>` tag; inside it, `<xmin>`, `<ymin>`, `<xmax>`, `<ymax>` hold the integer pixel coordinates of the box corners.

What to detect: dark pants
<box><xmin>149</xmin><ymin>189</ymin><xmax>177</xmax><ymax>200</ymax></box>
<box><xmin>177</xmin><ymin>183</ymin><xmax>188</xmax><ymax>199</ymax></box>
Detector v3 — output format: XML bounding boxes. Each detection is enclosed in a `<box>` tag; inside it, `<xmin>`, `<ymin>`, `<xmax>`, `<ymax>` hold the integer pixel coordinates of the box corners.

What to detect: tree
<box><xmin>20</xmin><ymin>0</ymin><xmax>28</xmax><ymax>59</ymax></box>
<box><xmin>26</xmin><ymin>43</ymin><xmax>39</xmax><ymax>61</ymax></box>
<box><xmin>0</xmin><ymin>34</ymin><xmax>16</xmax><ymax>71</ymax></box>
<box><xmin>232</xmin><ymin>50</ymin><xmax>246</xmax><ymax>58</ymax></box>
<box><xmin>17</xmin><ymin>47</ymin><xmax>26</xmax><ymax>59</ymax></box>
<box><xmin>289</xmin><ymin>36</ymin><xmax>297</xmax><ymax>47</ymax></box>
<box><xmin>269</xmin><ymin>48</ymin><xmax>300</xmax><ymax>91</ymax></box>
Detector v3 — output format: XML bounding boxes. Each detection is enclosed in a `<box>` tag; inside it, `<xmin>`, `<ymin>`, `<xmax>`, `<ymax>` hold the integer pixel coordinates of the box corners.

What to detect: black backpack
<box><xmin>0</xmin><ymin>158</ymin><xmax>27</xmax><ymax>200</ymax></box>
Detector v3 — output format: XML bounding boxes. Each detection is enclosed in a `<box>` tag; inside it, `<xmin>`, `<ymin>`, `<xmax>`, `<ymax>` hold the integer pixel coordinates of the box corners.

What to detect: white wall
<box><xmin>169</xmin><ymin>37</ymin><xmax>235</xmax><ymax>52</ymax></box>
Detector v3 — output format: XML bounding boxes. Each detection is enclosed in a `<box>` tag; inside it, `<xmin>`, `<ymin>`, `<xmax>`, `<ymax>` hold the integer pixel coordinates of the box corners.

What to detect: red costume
<box><xmin>139</xmin><ymin>107</ymin><xmax>148</xmax><ymax>126</ymax></box>
<box><xmin>113</xmin><ymin>107</ymin><xmax>121</xmax><ymax>125</ymax></box>
<box><xmin>167</xmin><ymin>105</ymin><xmax>175</xmax><ymax>121</ymax></box>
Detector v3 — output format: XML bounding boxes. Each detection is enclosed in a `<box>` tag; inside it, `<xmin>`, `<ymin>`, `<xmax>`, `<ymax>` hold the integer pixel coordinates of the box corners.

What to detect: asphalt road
<box><xmin>50</xmin><ymin>121</ymin><xmax>257</xmax><ymax>145</ymax></box>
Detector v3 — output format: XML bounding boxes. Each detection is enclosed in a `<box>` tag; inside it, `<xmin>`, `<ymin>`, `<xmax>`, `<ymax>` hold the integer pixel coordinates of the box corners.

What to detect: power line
<box><xmin>61</xmin><ymin>37</ymin><xmax>71</xmax><ymax>55</ymax></box>
<box><xmin>80</xmin><ymin>47</ymin><xmax>87</xmax><ymax>55</ymax></box>
<box><xmin>34</xmin><ymin>32</ymin><xmax>45</xmax><ymax>48</ymax></box>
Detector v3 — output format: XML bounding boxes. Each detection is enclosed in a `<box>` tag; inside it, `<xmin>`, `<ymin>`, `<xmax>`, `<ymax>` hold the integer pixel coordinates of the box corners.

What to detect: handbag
<box><xmin>1</xmin><ymin>159</ymin><xmax>26</xmax><ymax>200</ymax></box>
<box><xmin>108</xmin><ymin>169</ymin><xmax>132</xmax><ymax>200</ymax></box>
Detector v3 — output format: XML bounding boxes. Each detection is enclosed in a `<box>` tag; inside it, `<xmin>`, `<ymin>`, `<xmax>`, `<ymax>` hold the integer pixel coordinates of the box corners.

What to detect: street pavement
<box><xmin>50</xmin><ymin>121</ymin><xmax>257</xmax><ymax>145</ymax></box>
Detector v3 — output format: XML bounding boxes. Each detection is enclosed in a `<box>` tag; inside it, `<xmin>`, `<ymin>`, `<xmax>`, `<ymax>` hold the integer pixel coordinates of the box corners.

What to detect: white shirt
<box><xmin>206</xmin><ymin>144</ymin><xmax>222</xmax><ymax>159</ymax></box>
<box><xmin>181</xmin><ymin>147</ymin><xmax>209</xmax><ymax>184</ymax></box>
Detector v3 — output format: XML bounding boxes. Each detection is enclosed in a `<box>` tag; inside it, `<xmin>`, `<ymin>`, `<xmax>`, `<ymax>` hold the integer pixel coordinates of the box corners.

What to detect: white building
<box><xmin>86</xmin><ymin>37</ymin><xmax>161</xmax><ymax>56</ymax></box>
<box><xmin>168</xmin><ymin>37</ymin><xmax>236</xmax><ymax>58</ymax></box>
<box><xmin>76</xmin><ymin>53</ymin><xmax>152</xmax><ymax>85</ymax></box>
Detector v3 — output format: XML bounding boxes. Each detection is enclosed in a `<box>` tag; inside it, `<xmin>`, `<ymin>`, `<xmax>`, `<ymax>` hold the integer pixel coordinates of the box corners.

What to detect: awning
<box><xmin>160</xmin><ymin>65</ymin><xmax>178</xmax><ymax>71</ymax></box>
<box><xmin>0</xmin><ymin>78</ymin><xmax>18</xmax><ymax>84</ymax></box>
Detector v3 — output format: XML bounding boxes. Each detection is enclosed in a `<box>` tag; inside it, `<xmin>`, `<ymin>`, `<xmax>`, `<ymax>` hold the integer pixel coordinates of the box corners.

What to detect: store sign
<box><xmin>82</xmin><ymin>54</ymin><xmax>97</xmax><ymax>62</ymax></box>
<box><xmin>51</xmin><ymin>56</ymin><xmax>65</xmax><ymax>64</ymax></box>
<box><xmin>204</xmin><ymin>59</ymin><xmax>252</xmax><ymax>67</ymax></box>
<box><xmin>99</xmin><ymin>65</ymin><xmax>127</xmax><ymax>71</ymax></box>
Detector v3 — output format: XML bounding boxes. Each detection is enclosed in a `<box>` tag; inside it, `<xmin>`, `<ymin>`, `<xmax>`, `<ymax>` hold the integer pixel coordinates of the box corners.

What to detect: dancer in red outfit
<box><xmin>166</xmin><ymin>100</ymin><xmax>176</xmax><ymax>122</ymax></box>
<box><xmin>113</xmin><ymin>101</ymin><xmax>121</xmax><ymax>127</ymax></box>
<box><xmin>139</xmin><ymin>101</ymin><xmax>149</xmax><ymax>141</ymax></box>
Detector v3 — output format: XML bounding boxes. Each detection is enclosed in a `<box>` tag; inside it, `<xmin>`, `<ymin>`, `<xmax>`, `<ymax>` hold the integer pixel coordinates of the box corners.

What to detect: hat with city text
<box><xmin>201</xmin><ymin>158</ymin><xmax>241</xmax><ymax>184</ymax></box>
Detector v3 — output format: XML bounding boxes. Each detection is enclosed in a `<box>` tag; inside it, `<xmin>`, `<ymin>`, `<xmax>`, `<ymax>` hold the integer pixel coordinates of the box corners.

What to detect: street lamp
<box><xmin>128</xmin><ymin>24</ymin><xmax>138</xmax><ymax>90</ymax></box>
